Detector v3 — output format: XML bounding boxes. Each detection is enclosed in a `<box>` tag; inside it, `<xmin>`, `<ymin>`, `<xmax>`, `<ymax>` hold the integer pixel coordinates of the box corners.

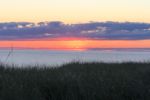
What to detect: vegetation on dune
<box><xmin>0</xmin><ymin>62</ymin><xmax>150</xmax><ymax>100</ymax></box>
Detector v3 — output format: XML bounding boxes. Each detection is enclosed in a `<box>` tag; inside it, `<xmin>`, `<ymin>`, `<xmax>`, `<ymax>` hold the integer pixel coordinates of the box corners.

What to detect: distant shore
<box><xmin>0</xmin><ymin>62</ymin><xmax>150</xmax><ymax>100</ymax></box>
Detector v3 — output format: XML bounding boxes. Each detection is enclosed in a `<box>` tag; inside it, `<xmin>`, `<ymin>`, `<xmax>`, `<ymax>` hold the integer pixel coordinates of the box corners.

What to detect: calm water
<box><xmin>0</xmin><ymin>49</ymin><xmax>150</xmax><ymax>67</ymax></box>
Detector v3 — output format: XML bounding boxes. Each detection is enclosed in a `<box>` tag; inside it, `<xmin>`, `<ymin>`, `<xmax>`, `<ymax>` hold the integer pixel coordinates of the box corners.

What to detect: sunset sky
<box><xmin>0</xmin><ymin>0</ymin><xmax>150</xmax><ymax>50</ymax></box>
<box><xmin>0</xmin><ymin>0</ymin><xmax>150</xmax><ymax>23</ymax></box>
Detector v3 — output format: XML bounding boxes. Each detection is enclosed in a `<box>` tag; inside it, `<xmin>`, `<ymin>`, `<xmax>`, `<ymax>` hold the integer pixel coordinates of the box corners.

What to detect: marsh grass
<box><xmin>0</xmin><ymin>62</ymin><xmax>150</xmax><ymax>100</ymax></box>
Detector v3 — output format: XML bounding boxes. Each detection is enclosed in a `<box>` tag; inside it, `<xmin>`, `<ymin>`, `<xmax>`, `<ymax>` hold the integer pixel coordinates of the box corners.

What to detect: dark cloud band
<box><xmin>0</xmin><ymin>21</ymin><xmax>150</xmax><ymax>40</ymax></box>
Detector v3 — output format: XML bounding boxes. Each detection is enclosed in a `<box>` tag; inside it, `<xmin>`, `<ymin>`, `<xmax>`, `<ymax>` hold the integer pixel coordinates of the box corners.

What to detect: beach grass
<box><xmin>0</xmin><ymin>62</ymin><xmax>150</xmax><ymax>100</ymax></box>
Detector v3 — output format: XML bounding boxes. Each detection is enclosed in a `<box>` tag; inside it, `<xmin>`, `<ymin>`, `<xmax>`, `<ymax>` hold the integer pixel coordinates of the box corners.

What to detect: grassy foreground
<box><xmin>0</xmin><ymin>62</ymin><xmax>150</xmax><ymax>100</ymax></box>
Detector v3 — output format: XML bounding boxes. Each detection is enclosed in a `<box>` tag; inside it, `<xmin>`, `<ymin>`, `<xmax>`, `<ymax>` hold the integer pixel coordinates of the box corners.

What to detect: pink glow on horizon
<box><xmin>0</xmin><ymin>38</ymin><xmax>150</xmax><ymax>50</ymax></box>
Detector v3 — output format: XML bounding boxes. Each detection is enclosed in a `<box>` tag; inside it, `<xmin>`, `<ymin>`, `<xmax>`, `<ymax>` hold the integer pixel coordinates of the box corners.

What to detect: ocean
<box><xmin>0</xmin><ymin>49</ymin><xmax>150</xmax><ymax>67</ymax></box>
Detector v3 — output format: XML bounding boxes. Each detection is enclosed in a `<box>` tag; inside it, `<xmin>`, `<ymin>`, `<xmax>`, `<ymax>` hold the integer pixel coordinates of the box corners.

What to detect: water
<box><xmin>0</xmin><ymin>49</ymin><xmax>150</xmax><ymax>67</ymax></box>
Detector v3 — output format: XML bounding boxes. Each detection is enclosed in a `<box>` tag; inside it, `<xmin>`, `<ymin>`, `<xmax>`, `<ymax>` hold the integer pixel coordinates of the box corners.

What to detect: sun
<box><xmin>65</xmin><ymin>40</ymin><xmax>88</xmax><ymax>51</ymax></box>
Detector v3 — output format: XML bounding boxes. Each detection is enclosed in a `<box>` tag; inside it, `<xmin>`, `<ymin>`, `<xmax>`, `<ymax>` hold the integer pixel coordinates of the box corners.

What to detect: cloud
<box><xmin>0</xmin><ymin>21</ymin><xmax>150</xmax><ymax>40</ymax></box>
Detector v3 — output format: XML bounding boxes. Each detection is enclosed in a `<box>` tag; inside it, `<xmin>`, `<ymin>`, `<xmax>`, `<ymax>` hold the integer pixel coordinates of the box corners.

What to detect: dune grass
<box><xmin>0</xmin><ymin>62</ymin><xmax>150</xmax><ymax>100</ymax></box>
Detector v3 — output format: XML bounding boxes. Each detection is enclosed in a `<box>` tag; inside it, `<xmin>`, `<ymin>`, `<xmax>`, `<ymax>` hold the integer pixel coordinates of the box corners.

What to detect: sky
<box><xmin>0</xmin><ymin>0</ymin><xmax>150</xmax><ymax>23</ymax></box>
<box><xmin>0</xmin><ymin>0</ymin><xmax>150</xmax><ymax>50</ymax></box>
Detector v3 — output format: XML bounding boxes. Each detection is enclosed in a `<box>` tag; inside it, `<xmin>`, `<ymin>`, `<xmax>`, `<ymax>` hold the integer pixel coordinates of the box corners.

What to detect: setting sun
<box><xmin>65</xmin><ymin>40</ymin><xmax>88</xmax><ymax>50</ymax></box>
